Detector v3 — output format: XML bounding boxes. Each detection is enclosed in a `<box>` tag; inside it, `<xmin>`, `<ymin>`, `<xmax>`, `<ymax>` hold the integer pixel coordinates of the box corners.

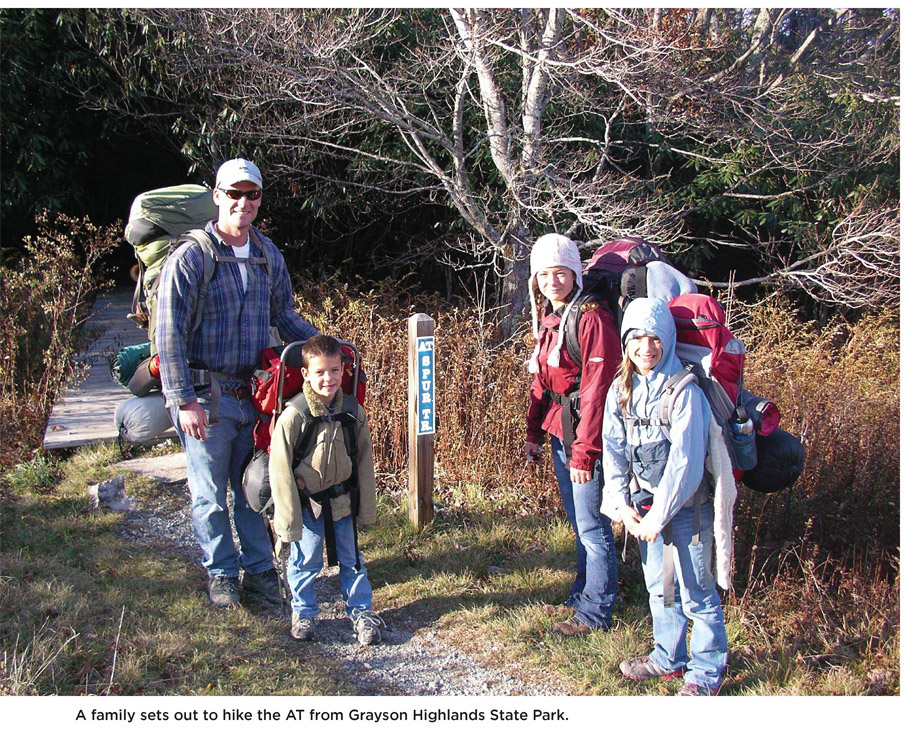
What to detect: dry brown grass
<box><xmin>733</xmin><ymin>301</ymin><xmax>899</xmax><ymax>583</ymax></box>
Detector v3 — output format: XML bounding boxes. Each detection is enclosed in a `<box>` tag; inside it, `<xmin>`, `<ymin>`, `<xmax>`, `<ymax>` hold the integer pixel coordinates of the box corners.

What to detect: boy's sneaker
<box><xmin>291</xmin><ymin>616</ymin><xmax>317</xmax><ymax>641</ymax></box>
<box><xmin>552</xmin><ymin>615</ymin><xmax>594</xmax><ymax>637</ymax></box>
<box><xmin>677</xmin><ymin>683</ymin><xmax>719</xmax><ymax>696</ymax></box>
<box><xmin>351</xmin><ymin>610</ymin><xmax>385</xmax><ymax>646</ymax></box>
<box><xmin>620</xmin><ymin>656</ymin><xmax>685</xmax><ymax>682</ymax></box>
<box><xmin>241</xmin><ymin>568</ymin><xmax>282</xmax><ymax>606</ymax></box>
<box><xmin>207</xmin><ymin>575</ymin><xmax>240</xmax><ymax>608</ymax></box>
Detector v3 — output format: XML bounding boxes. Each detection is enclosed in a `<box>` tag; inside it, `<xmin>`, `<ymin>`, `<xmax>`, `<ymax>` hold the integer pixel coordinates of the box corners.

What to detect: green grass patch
<box><xmin>1</xmin><ymin>447</ymin><xmax>899</xmax><ymax>696</ymax></box>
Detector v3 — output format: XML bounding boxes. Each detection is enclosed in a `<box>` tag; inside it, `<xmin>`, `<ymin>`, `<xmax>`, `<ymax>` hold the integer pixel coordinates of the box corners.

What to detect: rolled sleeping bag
<box><xmin>741</xmin><ymin>428</ymin><xmax>805</xmax><ymax>494</ymax></box>
<box><xmin>115</xmin><ymin>393</ymin><xmax>173</xmax><ymax>444</ymax></box>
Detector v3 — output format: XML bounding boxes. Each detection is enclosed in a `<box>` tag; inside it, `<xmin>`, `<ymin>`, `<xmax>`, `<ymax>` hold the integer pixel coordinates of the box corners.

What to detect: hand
<box><xmin>619</xmin><ymin>505</ymin><xmax>641</xmax><ymax>536</ymax></box>
<box><xmin>178</xmin><ymin>402</ymin><xmax>209</xmax><ymax>442</ymax></box>
<box><xmin>524</xmin><ymin>441</ymin><xmax>541</xmax><ymax>462</ymax></box>
<box><xmin>570</xmin><ymin>466</ymin><xmax>592</xmax><ymax>484</ymax></box>
<box><xmin>635</xmin><ymin>523</ymin><xmax>660</xmax><ymax>543</ymax></box>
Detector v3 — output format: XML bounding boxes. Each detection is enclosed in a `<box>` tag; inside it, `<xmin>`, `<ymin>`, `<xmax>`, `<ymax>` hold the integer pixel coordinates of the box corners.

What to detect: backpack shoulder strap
<box><xmin>288</xmin><ymin>399</ymin><xmax>319</xmax><ymax>470</ymax></box>
<box><xmin>173</xmin><ymin>229</ymin><xmax>221</xmax><ymax>334</ymax></box>
<box><xmin>249</xmin><ymin>227</ymin><xmax>275</xmax><ymax>277</ymax></box>
<box><xmin>620</xmin><ymin>366</ymin><xmax>698</xmax><ymax>439</ymax></box>
<box><xmin>657</xmin><ymin>366</ymin><xmax>699</xmax><ymax>435</ymax></box>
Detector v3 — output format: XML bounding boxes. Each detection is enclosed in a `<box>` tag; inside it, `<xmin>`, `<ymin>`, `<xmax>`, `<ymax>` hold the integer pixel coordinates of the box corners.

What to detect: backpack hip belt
<box><xmin>189</xmin><ymin>367</ymin><xmax>252</xmax><ymax>423</ymax></box>
<box><xmin>544</xmin><ymin>387</ymin><xmax>582</xmax><ymax>459</ymax></box>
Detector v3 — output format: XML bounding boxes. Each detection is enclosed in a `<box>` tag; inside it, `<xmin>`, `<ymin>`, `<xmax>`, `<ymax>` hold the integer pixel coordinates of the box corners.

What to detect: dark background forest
<box><xmin>1</xmin><ymin>8</ymin><xmax>899</xmax><ymax>318</ymax></box>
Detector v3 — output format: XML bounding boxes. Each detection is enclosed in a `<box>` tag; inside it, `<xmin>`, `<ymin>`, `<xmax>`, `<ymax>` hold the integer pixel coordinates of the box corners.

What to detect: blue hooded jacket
<box><xmin>600</xmin><ymin>298</ymin><xmax>711</xmax><ymax>534</ymax></box>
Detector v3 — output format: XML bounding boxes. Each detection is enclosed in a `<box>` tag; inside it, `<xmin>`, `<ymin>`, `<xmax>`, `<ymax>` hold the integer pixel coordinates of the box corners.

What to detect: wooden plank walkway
<box><xmin>43</xmin><ymin>287</ymin><xmax>156</xmax><ymax>450</ymax></box>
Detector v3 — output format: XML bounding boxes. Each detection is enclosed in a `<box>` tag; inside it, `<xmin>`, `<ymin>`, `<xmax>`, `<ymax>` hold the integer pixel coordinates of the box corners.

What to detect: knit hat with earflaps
<box><xmin>526</xmin><ymin>234</ymin><xmax>584</xmax><ymax>373</ymax></box>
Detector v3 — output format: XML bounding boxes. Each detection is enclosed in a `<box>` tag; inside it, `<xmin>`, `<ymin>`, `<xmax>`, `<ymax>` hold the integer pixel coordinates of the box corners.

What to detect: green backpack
<box><xmin>126</xmin><ymin>184</ymin><xmax>218</xmax><ymax>337</ymax></box>
<box><xmin>124</xmin><ymin>184</ymin><xmax>273</xmax><ymax>353</ymax></box>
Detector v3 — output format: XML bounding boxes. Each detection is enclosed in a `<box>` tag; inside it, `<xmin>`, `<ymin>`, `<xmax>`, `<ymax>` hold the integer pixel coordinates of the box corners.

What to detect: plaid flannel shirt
<box><xmin>156</xmin><ymin>222</ymin><xmax>318</xmax><ymax>408</ymax></box>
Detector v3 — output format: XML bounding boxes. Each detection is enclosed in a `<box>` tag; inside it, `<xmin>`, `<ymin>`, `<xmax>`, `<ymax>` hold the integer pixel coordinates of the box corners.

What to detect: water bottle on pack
<box><xmin>729</xmin><ymin>405</ymin><xmax>757</xmax><ymax>471</ymax></box>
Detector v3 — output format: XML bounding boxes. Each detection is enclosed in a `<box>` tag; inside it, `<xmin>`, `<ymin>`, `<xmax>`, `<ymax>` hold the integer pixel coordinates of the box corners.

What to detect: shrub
<box><xmin>735</xmin><ymin>302</ymin><xmax>899</xmax><ymax>583</ymax></box>
<box><xmin>0</xmin><ymin>212</ymin><xmax>118</xmax><ymax>471</ymax></box>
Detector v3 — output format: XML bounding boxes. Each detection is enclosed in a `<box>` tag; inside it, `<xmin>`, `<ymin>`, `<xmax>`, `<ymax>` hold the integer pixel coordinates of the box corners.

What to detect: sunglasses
<box><xmin>218</xmin><ymin>188</ymin><xmax>262</xmax><ymax>201</ymax></box>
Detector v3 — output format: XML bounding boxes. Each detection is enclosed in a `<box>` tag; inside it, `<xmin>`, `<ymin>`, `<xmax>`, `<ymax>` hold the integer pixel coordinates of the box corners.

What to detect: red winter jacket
<box><xmin>526</xmin><ymin>302</ymin><xmax>621</xmax><ymax>471</ymax></box>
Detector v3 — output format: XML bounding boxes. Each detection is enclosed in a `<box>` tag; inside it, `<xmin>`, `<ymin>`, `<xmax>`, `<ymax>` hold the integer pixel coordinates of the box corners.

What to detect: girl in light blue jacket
<box><xmin>600</xmin><ymin>297</ymin><xmax>728</xmax><ymax>696</ymax></box>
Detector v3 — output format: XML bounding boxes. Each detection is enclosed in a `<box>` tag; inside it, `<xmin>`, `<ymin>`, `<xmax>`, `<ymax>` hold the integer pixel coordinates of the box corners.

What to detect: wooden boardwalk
<box><xmin>43</xmin><ymin>287</ymin><xmax>156</xmax><ymax>450</ymax></box>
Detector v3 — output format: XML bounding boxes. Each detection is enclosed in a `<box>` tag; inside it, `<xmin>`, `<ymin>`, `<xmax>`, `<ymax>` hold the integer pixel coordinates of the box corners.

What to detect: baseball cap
<box><xmin>215</xmin><ymin>158</ymin><xmax>263</xmax><ymax>189</ymax></box>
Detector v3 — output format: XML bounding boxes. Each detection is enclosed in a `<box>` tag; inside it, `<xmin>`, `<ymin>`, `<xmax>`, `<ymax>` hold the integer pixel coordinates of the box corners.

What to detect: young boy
<box><xmin>268</xmin><ymin>335</ymin><xmax>383</xmax><ymax>645</ymax></box>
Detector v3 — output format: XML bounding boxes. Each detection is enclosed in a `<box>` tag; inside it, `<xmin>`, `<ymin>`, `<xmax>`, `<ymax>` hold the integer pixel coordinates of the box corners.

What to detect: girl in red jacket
<box><xmin>525</xmin><ymin>234</ymin><xmax>621</xmax><ymax>636</ymax></box>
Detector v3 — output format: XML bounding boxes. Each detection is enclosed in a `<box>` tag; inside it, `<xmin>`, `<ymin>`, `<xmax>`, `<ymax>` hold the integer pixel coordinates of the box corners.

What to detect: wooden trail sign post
<box><xmin>407</xmin><ymin>313</ymin><xmax>435</xmax><ymax>528</ymax></box>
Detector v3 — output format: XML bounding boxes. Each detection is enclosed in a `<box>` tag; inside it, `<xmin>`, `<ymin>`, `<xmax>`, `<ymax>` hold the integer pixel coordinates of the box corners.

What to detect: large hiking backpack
<box><xmin>562</xmin><ymin>237</ymin><xmax>697</xmax><ymax>366</ymax></box>
<box><xmin>634</xmin><ymin>292</ymin><xmax>802</xmax><ymax>493</ymax></box>
<box><xmin>125</xmin><ymin>185</ymin><xmax>218</xmax><ymax>329</ymax></box>
<box><xmin>242</xmin><ymin>340</ymin><xmax>366</xmax><ymax>513</ymax></box>
<box><xmin>242</xmin><ymin>341</ymin><xmax>367</xmax><ymax>571</ymax></box>
<box><xmin>249</xmin><ymin>341</ymin><xmax>366</xmax><ymax>453</ymax></box>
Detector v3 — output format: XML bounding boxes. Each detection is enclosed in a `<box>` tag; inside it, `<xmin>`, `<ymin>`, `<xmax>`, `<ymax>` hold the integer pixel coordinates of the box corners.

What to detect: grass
<box><xmin>1</xmin><ymin>444</ymin><xmax>898</xmax><ymax>696</ymax></box>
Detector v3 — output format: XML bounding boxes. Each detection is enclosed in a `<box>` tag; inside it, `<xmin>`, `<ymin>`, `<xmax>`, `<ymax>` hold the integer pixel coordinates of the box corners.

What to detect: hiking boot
<box><xmin>677</xmin><ymin>682</ymin><xmax>719</xmax><ymax>697</ymax></box>
<box><xmin>351</xmin><ymin>610</ymin><xmax>385</xmax><ymax>646</ymax></box>
<box><xmin>241</xmin><ymin>568</ymin><xmax>282</xmax><ymax>605</ymax></box>
<box><xmin>552</xmin><ymin>615</ymin><xmax>594</xmax><ymax>637</ymax></box>
<box><xmin>207</xmin><ymin>575</ymin><xmax>240</xmax><ymax>608</ymax></box>
<box><xmin>291</xmin><ymin>615</ymin><xmax>317</xmax><ymax>641</ymax></box>
<box><xmin>620</xmin><ymin>656</ymin><xmax>685</xmax><ymax>682</ymax></box>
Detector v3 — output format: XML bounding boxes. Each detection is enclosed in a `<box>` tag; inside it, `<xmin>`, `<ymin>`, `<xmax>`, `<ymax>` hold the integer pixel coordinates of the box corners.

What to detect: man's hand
<box><xmin>178</xmin><ymin>402</ymin><xmax>209</xmax><ymax>441</ymax></box>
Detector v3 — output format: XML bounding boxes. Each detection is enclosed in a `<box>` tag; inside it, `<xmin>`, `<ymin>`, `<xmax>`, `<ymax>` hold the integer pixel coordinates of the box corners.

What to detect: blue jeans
<box><xmin>551</xmin><ymin>435</ymin><xmax>618</xmax><ymax>629</ymax></box>
<box><xmin>287</xmin><ymin>509</ymin><xmax>373</xmax><ymax>619</ymax></box>
<box><xmin>638</xmin><ymin>502</ymin><xmax>728</xmax><ymax>690</ymax></box>
<box><xmin>170</xmin><ymin>395</ymin><xmax>273</xmax><ymax>578</ymax></box>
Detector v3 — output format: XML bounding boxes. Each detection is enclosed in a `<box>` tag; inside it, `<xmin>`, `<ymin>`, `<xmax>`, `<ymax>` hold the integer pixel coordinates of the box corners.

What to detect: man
<box><xmin>156</xmin><ymin>158</ymin><xmax>319</xmax><ymax>608</ymax></box>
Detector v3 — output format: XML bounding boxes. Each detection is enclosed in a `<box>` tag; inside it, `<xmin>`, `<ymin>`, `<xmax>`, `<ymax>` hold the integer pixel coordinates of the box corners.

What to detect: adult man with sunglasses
<box><xmin>156</xmin><ymin>158</ymin><xmax>319</xmax><ymax>608</ymax></box>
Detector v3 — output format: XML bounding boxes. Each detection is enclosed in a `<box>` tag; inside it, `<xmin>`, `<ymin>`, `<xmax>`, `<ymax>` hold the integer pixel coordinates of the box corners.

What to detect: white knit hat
<box><xmin>526</xmin><ymin>234</ymin><xmax>584</xmax><ymax>373</ymax></box>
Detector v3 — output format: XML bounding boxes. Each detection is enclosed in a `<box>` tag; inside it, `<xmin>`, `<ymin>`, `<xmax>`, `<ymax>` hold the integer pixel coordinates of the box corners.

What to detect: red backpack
<box><xmin>669</xmin><ymin>293</ymin><xmax>781</xmax><ymax>477</ymax></box>
<box><xmin>670</xmin><ymin>293</ymin><xmax>744</xmax><ymax>407</ymax></box>
<box><xmin>249</xmin><ymin>341</ymin><xmax>366</xmax><ymax>452</ymax></box>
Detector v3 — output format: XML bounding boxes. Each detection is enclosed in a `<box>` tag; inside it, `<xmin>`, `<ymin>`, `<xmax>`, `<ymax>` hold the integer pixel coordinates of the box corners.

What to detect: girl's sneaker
<box><xmin>351</xmin><ymin>610</ymin><xmax>385</xmax><ymax>646</ymax></box>
<box><xmin>619</xmin><ymin>656</ymin><xmax>685</xmax><ymax>681</ymax></box>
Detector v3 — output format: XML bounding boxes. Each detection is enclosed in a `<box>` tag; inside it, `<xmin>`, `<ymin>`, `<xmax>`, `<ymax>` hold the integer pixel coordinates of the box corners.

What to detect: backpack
<box><xmin>625</xmin><ymin>292</ymin><xmax>803</xmax><ymax>492</ymax></box>
<box><xmin>249</xmin><ymin>341</ymin><xmax>366</xmax><ymax>452</ymax></box>
<box><xmin>562</xmin><ymin>237</ymin><xmax>697</xmax><ymax>366</ymax></box>
<box><xmin>125</xmin><ymin>184</ymin><xmax>218</xmax><ymax>329</ymax></box>
<box><xmin>124</xmin><ymin>184</ymin><xmax>275</xmax><ymax>354</ymax></box>
<box><xmin>242</xmin><ymin>339</ymin><xmax>366</xmax><ymax>511</ymax></box>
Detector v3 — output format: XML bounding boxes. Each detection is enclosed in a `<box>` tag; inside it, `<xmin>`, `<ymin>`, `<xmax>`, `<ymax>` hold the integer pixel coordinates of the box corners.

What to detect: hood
<box><xmin>620</xmin><ymin>297</ymin><xmax>683</xmax><ymax>380</ymax></box>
